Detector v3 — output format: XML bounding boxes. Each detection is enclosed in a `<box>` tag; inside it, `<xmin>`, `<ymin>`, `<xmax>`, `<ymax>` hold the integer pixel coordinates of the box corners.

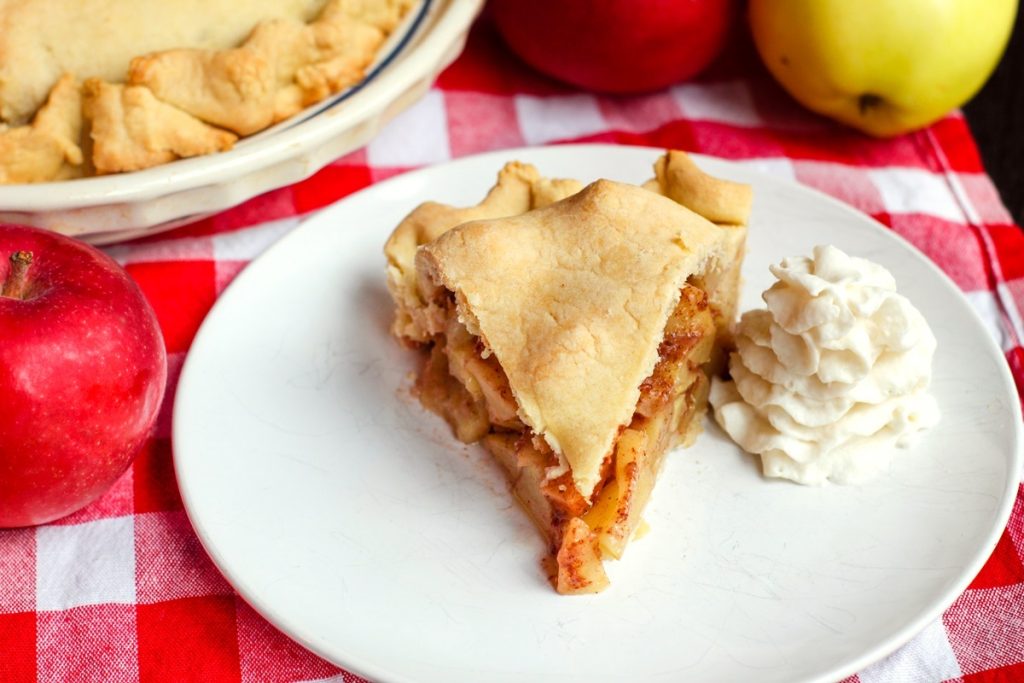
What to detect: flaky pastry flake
<box><xmin>0</xmin><ymin>75</ymin><xmax>84</xmax><ymax>183</ymax></box>
<box><xmin>83</xmin><ymin>80</ymin><xmax>237</xmax><ymax>174</ymax></box>
<box><xmin>127</xmin><ymin>0</ymin><xmax>412</xmax><ymax>135</ymax></box>
<box><xmin>384</xmin><ymin>161</ymin><xmax>582</xmax><ymax>343</ymax></box>
<box><xmin>648</xmin><ymin>150</ymin><xmax>753</xmax><ymax>225</ymax></box>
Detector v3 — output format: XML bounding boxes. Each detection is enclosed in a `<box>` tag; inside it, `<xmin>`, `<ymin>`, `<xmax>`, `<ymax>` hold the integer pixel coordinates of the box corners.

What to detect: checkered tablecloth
<box><xmin>2</xmin><ymin>16</ymin><xmax>1024</xmax><ymax>683</ymax></box>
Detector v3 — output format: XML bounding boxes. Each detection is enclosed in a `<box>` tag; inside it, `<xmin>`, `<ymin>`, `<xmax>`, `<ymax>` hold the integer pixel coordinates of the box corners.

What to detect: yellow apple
<box><xmin>748</xmin><ymin>0</ymin><xmax>1018</xmax><ymax>137</ymax></box>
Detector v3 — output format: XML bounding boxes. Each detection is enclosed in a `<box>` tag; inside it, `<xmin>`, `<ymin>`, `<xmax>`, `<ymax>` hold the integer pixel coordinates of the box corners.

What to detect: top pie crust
<box><xmin>385</xmin><ymin>161</ymin><xmax>584</xmax><ymax>343</ymax></box>
<box><xmin>0</xmin><ymin>0</ymin><xmax>331</xmax><ymax>125</ymax></box>
<box><xmin>387</xmin><ymin>152</ymin><xmax>752</xmax><ymax>500</ymax></box>
<box><xmin>0</xmin><ymin>0</ymin><xmax>412</xmax><ymax>181</ymax></box>
<box><xmin>416</xmin><ymin>179</ymin><xmax>742</xmax><ymax>499</ymax></box>
<box><xmin>0</xmin><ymin>74</ymin><xmax>83</xmax><ymax>183</ymax></box>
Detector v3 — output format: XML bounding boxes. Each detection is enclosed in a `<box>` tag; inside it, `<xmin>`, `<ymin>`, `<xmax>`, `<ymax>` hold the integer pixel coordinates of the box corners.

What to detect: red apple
<box><xmin>490</xmin><ymin>0</ymin><xmax>738</xmax><ymax>93</ymax></box>
<box><xmin>0</xmin><ymin>225</ymin><xmax>166</xmax><ymax>527</ymax></box>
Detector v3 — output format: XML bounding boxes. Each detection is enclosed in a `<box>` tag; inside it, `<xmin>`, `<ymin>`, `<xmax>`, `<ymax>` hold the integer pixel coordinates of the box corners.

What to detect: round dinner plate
<box><xmin>174</xmin><ymin>144</ymin><xmax>1023</xmax><ymax>683</ymax></box>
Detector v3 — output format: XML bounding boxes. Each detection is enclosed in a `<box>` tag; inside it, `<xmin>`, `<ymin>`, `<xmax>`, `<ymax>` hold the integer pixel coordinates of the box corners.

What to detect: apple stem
<box><xmin>2</xmin><ymin>251</ymin><xmax>33</xmax><ymax>299</ymax></box>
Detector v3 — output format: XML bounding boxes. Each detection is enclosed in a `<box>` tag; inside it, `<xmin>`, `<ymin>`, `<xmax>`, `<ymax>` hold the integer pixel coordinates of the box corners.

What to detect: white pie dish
<box><xmin>0</xmin><ymin>0</ymin><xmax>483</xmax><ymax>245</ymax></box>
<box><xmin>173</xmin><ymin>144</ymin><xmax>1022</xmax><ymax>683</ymax></box>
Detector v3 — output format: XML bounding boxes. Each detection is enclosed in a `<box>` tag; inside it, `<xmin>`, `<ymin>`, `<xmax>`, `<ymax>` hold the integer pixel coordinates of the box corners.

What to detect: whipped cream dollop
<box><xmin>709</xmin><ymin>245</ymin><xmax>940</xmax><ymax>485</ymax></box>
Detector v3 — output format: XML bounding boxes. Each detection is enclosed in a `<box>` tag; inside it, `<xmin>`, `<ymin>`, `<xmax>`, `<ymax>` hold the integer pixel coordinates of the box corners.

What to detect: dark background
<box><xmin>964</xmin><ymin>7</ymin><xmax>1023</xmax><ymax>225</ymax></box>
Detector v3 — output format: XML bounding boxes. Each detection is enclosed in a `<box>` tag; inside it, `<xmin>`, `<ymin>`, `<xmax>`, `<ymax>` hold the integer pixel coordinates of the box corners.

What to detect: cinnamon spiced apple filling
<box><xmin>413</xmin><ymin>284</ymin><xmax>717</xmax><ymax>592</ymax></box>
<box><xmin>384</xmin><ymin>150</ymin><xmax>751</xmax><ymax>594</ymax></box>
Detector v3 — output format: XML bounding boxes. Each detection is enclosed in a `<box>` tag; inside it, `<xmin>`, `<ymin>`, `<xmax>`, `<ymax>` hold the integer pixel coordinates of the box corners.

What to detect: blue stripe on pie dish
<box><xmin>271</xmin><ymin>0</ymin><xmax>434</xmax><ymax>133</ymax></box>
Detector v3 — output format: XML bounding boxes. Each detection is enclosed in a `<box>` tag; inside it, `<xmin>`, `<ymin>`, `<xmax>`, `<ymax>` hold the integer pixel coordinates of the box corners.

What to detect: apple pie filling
<box><xmin>413</xmin><ymin>283</ymin><xmax>716</xmax><ymax>593</ymax></box>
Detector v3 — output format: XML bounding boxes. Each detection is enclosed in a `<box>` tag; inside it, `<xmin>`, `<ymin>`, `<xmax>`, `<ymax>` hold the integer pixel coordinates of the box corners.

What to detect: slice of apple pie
<box><xmin>384</xmin><ymin>151</ymin><xmax>750</xmax><ymax>593</ymax></box>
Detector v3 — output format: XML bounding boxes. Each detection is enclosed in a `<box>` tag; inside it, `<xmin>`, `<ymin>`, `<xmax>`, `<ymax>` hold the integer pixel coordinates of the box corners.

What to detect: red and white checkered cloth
<box><xmin>3</xmin><ymin>17</ymin><xmax>1024</xmax><ymax>683</ymax></box>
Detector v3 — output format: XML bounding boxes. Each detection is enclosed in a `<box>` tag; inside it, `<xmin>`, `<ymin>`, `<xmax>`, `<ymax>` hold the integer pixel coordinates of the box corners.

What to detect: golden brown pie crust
<box><xmin>416</xmin><ymin>178</ymin><xmax>743</xmax><ymax>499</ymax></box>
<box><xmin>0</xmin><ymin>0</ymin><xmax>413</xmax><ymax>182</ymax></box>
<box><xmin>0</xmin><ymin>74</ymin><xmax>84</xmax><ymax>183</ymax></box>
<box><xmin>385</xmin><ymin>150</ymin><xmax>751</xmax><ymax>593</ymax></box>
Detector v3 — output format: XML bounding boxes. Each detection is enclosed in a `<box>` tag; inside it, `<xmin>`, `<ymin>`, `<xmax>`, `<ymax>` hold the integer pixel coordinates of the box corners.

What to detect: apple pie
<box><xmin>0</xmin><ymin>0</ymin><xmax>413</xmax><ymax>182</ymax></box>
<box><xmin>385</xmin><ymin>151</ymin><xmax>750</xmax><ymax>593</ymax></box>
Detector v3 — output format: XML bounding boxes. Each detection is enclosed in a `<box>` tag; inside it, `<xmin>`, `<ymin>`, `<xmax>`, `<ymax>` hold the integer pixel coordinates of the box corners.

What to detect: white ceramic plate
<box><xmin>0</xmin><ymin>0</ymin><xmax>484</xmax><ymax>244</ymax></box>
<box><xmin>174</xmin><ymin>144</ymin><xmax>1022</xmax><ymax>683</ymax></box>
